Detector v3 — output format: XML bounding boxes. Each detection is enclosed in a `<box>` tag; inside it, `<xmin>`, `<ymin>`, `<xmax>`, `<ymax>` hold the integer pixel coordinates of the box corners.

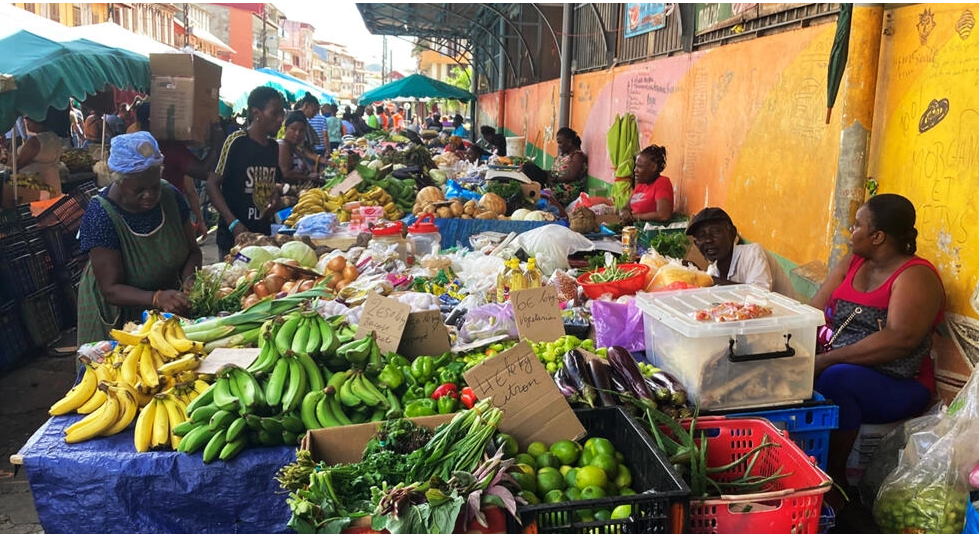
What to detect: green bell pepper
<box><xmin>402</xmin><ymin>385</ymin><xmax>424</xmax><ymax>403</ymax></box>
<box><xmin>438</xmin><ymin>369</ymin><xmax>460</xmax><ymax>386</ymax></box>
<box><xmin>388</xmin><ymin>353</ymin><xmax>411</xmax><ymax>369</ymax></box>
<box><xmin>378</xmin><ymin>363</ymin><xmax>404</xmax><ymax>390</ymax></box>
<box><xmin>423</xmin><ymin>381</ymin><xmax>438</xmax><ymax>399</ymax></box>
<box><xmin>433</xmin><ymin>351</ymin><xmax>454</xmax><ymax>369</ymax></box>
<box><xmin>410</xmin><ymin>356</ymin><xmax>434</xmax><ymax>382</ymax></box>
<box><xmin>404</xmin><ymin>398</ymin><xmax>437</xmax><ymax>418</ymax></box>
<box><xmin>437</xmin><ymin>396</ymin><xmax>458</xmax><ymax>414</ymax></box>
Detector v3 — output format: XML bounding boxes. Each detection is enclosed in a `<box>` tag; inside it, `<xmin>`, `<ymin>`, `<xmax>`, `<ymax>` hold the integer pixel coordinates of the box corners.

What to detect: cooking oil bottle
<box><xmin>497</xmin><ymin>258</ymin><xmax>523</xmax><ymax>302</ymax></box>
<box><xmin>524</xmin><ymin>257</ymin><xmax>543</xmax><ymax>288</ymax></box>
<box><xmin>509</xmin><ymin>258</ymin><xmax>528</xmax><ymax>293</ymax></box>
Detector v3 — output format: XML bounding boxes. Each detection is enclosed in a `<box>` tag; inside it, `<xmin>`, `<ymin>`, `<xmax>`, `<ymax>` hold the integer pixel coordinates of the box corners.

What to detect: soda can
<box><xmin>621</xmin><ymin>226</ymin><xmax>638</xmax><ymax>246</ymax></box>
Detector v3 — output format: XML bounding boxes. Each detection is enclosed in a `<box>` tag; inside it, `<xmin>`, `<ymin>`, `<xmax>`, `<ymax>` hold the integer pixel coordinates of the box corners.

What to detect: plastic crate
<box><xmin>508</xmin><ymin>407</ymin><xmax>690</xmax><ymax>534</ymax></box>
<box><xmin>41</xmin><ymin>224</ymin><xmax>81</xmax><ymax>268</ymax></box>
<box><xmin>57</xmin><ymin>278</ymin><xmax>79</xmax><ymax>328</ymax></box>
<box><xmin>817</xmin><ymin>503</ymin><xmax>836</xmax><ymax>534</ymax></box>
<box><xmin>36</xmin><ymin>194</ymin><xmax>85</xmax><ymax>234</ymax></box>
<box><xmin>706</xmin><ymin>393</ymin><xmax>840</xmax><ymax>470</ymax></box>
<box><xmin>0</xmin><ymin>300</ymin><xmax>31</xmax><ymax>374</ymax></box>
<box><xmin>20</xmin><ymin>284</ymin><xmax>63</xmax><ymax>347</ymax></box>
<box><xmin>70</xmin><ymin>180</ymin><xmax>99</xmax><ymax>209</ymax></box>
<box><xmin>678</xmin><ymin>417</ymin><xmax>832</xmax><ymax>534</ymax></box>
<box><xmin>25</xmin><ymin>236</ymin><xmax>52</xmax><ymax>289</ymax></box>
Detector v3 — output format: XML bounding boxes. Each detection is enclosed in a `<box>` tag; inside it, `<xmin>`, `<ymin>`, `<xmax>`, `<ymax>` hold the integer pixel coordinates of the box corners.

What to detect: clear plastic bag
<box><xmin>514</xmin><ymin>224</ymin><xmax>595</xmax><ymax>275</ymax></box>
<box><xmin>458</xmin><ymin>302</ymin><xmax>518</xmax><ymax>343</ymax></box>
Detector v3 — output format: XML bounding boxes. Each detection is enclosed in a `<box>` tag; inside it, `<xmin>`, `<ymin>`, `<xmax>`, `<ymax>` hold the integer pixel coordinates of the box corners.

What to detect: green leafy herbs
<box><xmin>645</xmin><ymin>231</ymin><xmax>690</xmax><ymax>260</ymax></box>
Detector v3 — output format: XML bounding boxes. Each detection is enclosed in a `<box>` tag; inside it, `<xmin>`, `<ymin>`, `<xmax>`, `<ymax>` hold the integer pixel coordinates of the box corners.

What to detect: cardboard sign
<box><xmin>511</xmin><ymin>286</ymin><xmax>566</xmax><ymax>343</ymax></box>
<box><xmin>197</xmin><ymin>348</ymin><xmax>261</xmax><ymax>375</ymax></box>
<box><xmin>329</xmin><ymin>170</ymin><xmax>363</xmax><ymax>196</ymax></box>
<box><xmin>398</xmin><ymin>310</ymin><xmax>451</xmax><ymax>359</ymax></box>
<box><xmin>356</xmin><ymin>292</ymin><xmax>411</xmax><ymax>354</ymax></box>
<box><xmin>464</xmin><ymin>340</ymin><xmax>586</xmax><ymax>446</ymax></box>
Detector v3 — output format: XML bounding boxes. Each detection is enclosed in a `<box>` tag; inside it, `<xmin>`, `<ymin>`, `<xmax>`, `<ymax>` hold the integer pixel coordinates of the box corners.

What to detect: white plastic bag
<box><xmin>515</xmin><ymin>225</ymin><xmax>595</xmax><ymax>275</ymax></box>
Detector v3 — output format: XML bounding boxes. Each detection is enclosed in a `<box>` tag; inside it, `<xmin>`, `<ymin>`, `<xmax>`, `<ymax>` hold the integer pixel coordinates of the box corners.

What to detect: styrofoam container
<box><xmin>636</xmin><ymin>285</ymin><xmax>825</xmax><ymax>411</ymax></box>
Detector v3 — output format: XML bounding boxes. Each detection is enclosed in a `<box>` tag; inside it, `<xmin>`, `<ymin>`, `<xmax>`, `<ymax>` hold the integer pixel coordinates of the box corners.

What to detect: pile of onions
<box><xmin>323</xmin><ymin>255</ymin><xmax>360</xmax><ymax>292</ymax></box>
<box><xmin>241</xmin><ymin>260</ymin><xmax>320</xmax><ymax>309</ymax></box>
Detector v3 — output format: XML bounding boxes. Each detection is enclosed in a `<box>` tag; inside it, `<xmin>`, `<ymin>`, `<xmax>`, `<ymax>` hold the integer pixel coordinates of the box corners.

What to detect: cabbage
<box><xmin>262</xmin><ymin>245</ymin><xmax>281</xmax><ymax>258</ymax></box>
<box><xmin>280</xmin><ymin>241</ymin><xmax>317</xmax><ymax>268</ymax></box>
<box><xmin>525</xmin><ymin>210</ymin><xmax>548</xmax><ymax>221</ymax></box>
<box><xmin>510</xmin><ymin>208</ymin><xmax>531</xmax><ymax>221</ymax></box>
<box><xmin>238</xmin><ymin>246</ymin><xmax>275</xmax><ymax>269</ymax></box>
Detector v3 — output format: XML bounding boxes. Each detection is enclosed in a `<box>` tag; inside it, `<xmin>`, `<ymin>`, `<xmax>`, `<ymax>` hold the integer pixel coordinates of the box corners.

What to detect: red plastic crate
<box><xmin>680</xmin><ymin>417</ymin><xmax>832</xmax><ymax>534</ymax></box>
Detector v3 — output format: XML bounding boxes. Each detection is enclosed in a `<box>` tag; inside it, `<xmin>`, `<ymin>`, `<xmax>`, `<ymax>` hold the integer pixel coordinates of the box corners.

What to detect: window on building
<box><xmin>73</xmin><ymin>5</ymin><xmax>81</xmax><ymax>26</ymax></box>
<box><xmin>49</xmin><ymin>4</ymin><xmax>60</xmax><ymax>22</ymax></box>
<box><xmin>23</xmin><ymin>3</ymin><xmax>35</xmax><ymax>15</ymax></box>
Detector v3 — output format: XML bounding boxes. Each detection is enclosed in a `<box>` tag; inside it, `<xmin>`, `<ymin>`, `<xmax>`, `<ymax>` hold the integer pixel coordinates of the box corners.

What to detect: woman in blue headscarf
<box><xmin>76</xmin><ymin>131</ymin><xmax>203</xmax><ymax>345</ymax></box>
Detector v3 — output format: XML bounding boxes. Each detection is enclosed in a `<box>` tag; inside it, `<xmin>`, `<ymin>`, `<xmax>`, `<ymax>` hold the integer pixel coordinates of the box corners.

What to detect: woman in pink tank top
<box><xmin>810</xmin><ymin>194</ymin><xmax>945</xmax><ymax>511</ymax></box>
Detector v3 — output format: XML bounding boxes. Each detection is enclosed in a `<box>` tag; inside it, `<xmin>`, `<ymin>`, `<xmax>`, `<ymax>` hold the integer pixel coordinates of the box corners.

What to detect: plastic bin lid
<box><xmin>407</xmin><ymin>213</ymin><xmax>439</xmax><ymax>234</ymax></box>
<box><xmin>371</xmin><ymin>221</ymin><xmax>405</xmax><ymax>236</ymax></box>
<box><xmin>635</xmin><ymin>284</ymin><xmax>825</xmax><ymax>337</ymax></box>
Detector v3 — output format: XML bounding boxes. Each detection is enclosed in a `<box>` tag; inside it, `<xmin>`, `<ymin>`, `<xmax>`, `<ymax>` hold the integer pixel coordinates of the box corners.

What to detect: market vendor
<box><xmin>15</xmin><ymin>114</ymin><xmax>67</xmax><ymax>196</ymax></box>
<box><xmin>685</xmin><ymin>207</ymin><xmax>773</xmax><ymax>290</ymax></box>
<box><xmin>619</xmin><ymin>145</ymin><xmax>673</xmax><ymax>224</ymax></box>
<box><xmin>278</xmin><ymin>111</ymin><xmax>326</xmax><ymax>183</ymax></box>
<box><xmin>477</xmin><ymin>125</ymin><xmax>507</xmax><ymax>156</ymax></box>
<box><xmin>465</xmin><ymin>144</ymin><xmax>488</xmax><ymax>164</ymax></box>
<box><xmin>524</xmin><ymin>127</ymin><xmax>587</xmax><ymax>207</ymax></box>
<box><xmin>76</xmin><ymin>131</ymin><xmax>202</xmax><ymax>346</ymax></box>
<box><xmin>207</xmin><ymin>86</ymin><xmax>285</xmax><ymax>258</ymax></box>
<box><xmin>809</xmin><ymin>193</ymin><xmax>944</xmax><ymax>512</ymax></box>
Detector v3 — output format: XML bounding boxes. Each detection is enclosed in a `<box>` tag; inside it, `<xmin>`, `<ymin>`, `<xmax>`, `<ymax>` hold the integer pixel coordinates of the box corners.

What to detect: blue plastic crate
<box><xmin>710</xmin><ymin>392</ymin><xmax>839</xmax><ymax>470</ymax></box>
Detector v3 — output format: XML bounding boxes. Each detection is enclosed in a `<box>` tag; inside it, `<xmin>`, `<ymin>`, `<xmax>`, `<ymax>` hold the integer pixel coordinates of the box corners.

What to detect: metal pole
<box><xmin>558</xmin><ymin>3</ymin><xmax>573</xmax><ymax>129</ymax></box>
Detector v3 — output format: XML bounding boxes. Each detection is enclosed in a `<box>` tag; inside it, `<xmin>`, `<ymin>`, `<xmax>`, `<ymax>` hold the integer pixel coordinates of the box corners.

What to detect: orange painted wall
<box><xmin>492</xmin><ymin>23</ymin><xmax>842</xmax><ymax>268</ymax></box>
<box><xmin>228</xmin><ymin>8</ymin><xmax>254</xmax><ymax>69</ymax></box>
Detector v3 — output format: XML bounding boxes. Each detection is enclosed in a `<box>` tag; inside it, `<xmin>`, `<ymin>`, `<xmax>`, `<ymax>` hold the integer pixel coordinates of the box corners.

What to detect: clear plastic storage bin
<box><xmin>636</xmin><ymin>285</ymin><xmax>825</xmax><ymax>411</ymax></box>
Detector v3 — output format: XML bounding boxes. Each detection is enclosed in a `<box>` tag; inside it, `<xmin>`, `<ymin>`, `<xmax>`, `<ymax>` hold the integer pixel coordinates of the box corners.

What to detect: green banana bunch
<box><xmin>337</xmin><ymin>335</ymin><xmax>376</xmax><ymax>368</ymax></box>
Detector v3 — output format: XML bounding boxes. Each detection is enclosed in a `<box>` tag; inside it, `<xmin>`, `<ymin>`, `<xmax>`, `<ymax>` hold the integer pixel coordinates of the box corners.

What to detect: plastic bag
<box><xmin>444</xmin><ymin>179</ymin><xmax>481</xmax><ymax>202</ymax></box>
<box><xmin>451</xmin><ymin>252</ymin><xmax>506</xmax><ymax>297</ymax></box>
<box><xmin>293</xmin><ymin>212</ymin><xmax>339</xmax><ymax>238</ymax></box>
<box><xmin>859</xmin><ymin>406</ymin><xmax>943</xmax><ymax>507</ymax></box>
<box><xmin>458</xmin><ymin>303</ymin><xmax>518</xmax><ymax>343</ymax></box>
<box><xmin>514</xmin><ymin>224</ymin><xmax>595</xmax><ymax>275</ymax></box>
<box><xmin>873</xmin><ymin>367</ymin><xmax>979</xmax><ymax>534</ymax></box>
<box><xmin>645</xmin><ymin>261</ymin><xmax>713</xmax><ymax>292</ymax></box>
<box><xmin>591</xmin><ymin>298</ymin><xmax>645</xmax><ymax>353</ymax></box>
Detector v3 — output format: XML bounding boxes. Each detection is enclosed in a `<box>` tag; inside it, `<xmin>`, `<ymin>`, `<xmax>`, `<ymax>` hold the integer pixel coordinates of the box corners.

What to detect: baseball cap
<box><xmin>686</xmin><ymin>207</ymin><xmax>734</xmax><ymax>236</ymax></box>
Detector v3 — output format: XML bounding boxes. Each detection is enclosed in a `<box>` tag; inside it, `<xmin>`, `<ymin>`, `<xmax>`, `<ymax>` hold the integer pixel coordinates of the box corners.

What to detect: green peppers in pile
<box><xmin>873</xmin><ymin>485</ymin><xmax>968</xmax><ymax>534</ymax></box>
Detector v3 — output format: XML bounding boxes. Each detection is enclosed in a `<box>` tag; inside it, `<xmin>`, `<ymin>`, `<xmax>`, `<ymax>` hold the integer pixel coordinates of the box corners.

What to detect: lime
<box><xmin>536</xmin><ymin>467</ymin><xmax>566</xmax><ymax>494</ymax></box>
<box><xmin>564</xmin><ymin>466</ymin><xmax>579</xmax><ymax>488</ymax></box>
<box><xmin>615</xmin><ymin>451</ymin><xmax>625</xmax><ymax>464</ymax></box>
<box><xmin>619</xmin><ymin>487</ymin><xmax>637</xmax><ymax>496</ymax></box>
<box><xmin>535</xmin><ymin>452</ymin><xmax>560</xmax><ymax>469</ymax></box>
<box><xmin>526</xmin><ymin>441</ymin><xmax>548</xmax><ymax>458</ymax></box>
<box><xmin>579</xmin><ymin>449</ymin><xmax>594</xmax><ymax>467</ymax></box>
<box><xmin>610</xmin><ymin>504</ymin><xmax>632</xmax><ymax>519</ymax></box>
<box><xmin>589</xmin><ymin>452</ymin><xmax>619</xmax><ymax>478</ymax></box>
<box><xmin>511</xmin><ymin>472</ymin><xmax>537</xmax><ymax>494</ymax></box>
<box><xmin>550</xmin><ymin>439</ymin><xmax>582</xmax><ymax>465</ymax></box>
<box><xmin>575</xmin><ymin>465</ymin><xmax>608</xmax><ymax>490</ymax></box>
<box><xmin>575</xmin><ymin>509</ymin><xmax>595</xmax><ymax>522</ymax></box>
<box><xmin>543</xmin><ymin>489</ymin><xmax>565</xmax><ymax>503</ymax></box>
<box><xmin>514</xmin><ymin>463</ymin><xmax>536</xmax><ymax>477</ymax></box>
<box><xmin>614</xmin><ymin>464</ymin><xmax>632</xmax><ymax>489</ymax></box>
<box><xmin>593</xmin><ymin>509</ymin><xmax>612</xmax><ymax>521</ymax></box>
<box><xmin>559</xmin><ymin>465</ymin><xmax>573</xmax><ymax>476</ymax></box>
<box><xmin>518</xmin><ymin>490</ymin><xmax>541</xmax><ymax>505</ymax></box>
<box><xmin>580</xmin><ymin>485</ymin><xmax>608</xmax><ymax>500</ymax></box>
<box><xmin>494</xmin><ymin>433</ymin><xmax>519</xmax><ymax>458</ymax></box>
<box><xmin>585</xmin><ymin>437</ymin><xmax>616</xmax><ymax>457</ymax></box>
<box><xmin>515</xmin><ymin>453</ymin><xmax>537</xmax><ymax>470</ymax></box>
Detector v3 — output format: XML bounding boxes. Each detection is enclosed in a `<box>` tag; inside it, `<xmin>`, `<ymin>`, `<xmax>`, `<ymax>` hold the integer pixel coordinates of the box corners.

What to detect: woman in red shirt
<box><xmin>620</xmin><ymin>145</ymin><xmax>673</xmax><ymax>223</ymax></box>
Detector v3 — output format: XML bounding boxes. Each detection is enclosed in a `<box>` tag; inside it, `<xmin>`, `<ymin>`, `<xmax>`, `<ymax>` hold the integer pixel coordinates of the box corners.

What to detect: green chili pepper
<box><xmin>404</xmin><ymin>398</ymin><xmax>437</xmax><ymax>418</ymax></box>
<box><xmin>378</xmin><ymin>363</ymin><xmax>404</xmax><ymax>390</ymax></box>
<box><xmin>433</xmin><ymin>351</ymin><xmax>454</xmax><ymax>369</ymax></box>
<box><xmin>437</xmin><ymin>395</ymin><xmax>458</xmax><ymax>414</ymax></box>
<box><xmin>411</xmin><ymin>356</ymin><xmax>433</xmax><ymax>382</ymax></box>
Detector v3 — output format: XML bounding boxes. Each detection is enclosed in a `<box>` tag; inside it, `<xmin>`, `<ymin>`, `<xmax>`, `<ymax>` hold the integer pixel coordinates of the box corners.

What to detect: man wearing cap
<box><xmin>76</xmin><ymin>131</ymin><xmax>202</xmax><ymax>346</ymax></box>
<box><xmin>686</xmin><ymin>207</ymin><xmax>773</xmax><ymax>290</ymax></box>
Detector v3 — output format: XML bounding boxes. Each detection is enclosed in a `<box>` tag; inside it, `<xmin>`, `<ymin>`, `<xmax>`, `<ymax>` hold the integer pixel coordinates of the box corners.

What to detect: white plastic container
<box><xmin>407</xmin><ymin>214</ymin><xmax>442</xmax><ymax>257</ymax></box>
<box><xmin>636</xmin><ymin>285</ymin><xmax>825</xmax><ymax>411</ymax></box>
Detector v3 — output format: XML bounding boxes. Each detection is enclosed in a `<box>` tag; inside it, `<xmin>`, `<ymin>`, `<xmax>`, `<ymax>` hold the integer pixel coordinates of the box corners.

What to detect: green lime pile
<box><xmin>509</xmin><ymin>436</ymin><xmax>636</xmax><ymax>522</ymax></box>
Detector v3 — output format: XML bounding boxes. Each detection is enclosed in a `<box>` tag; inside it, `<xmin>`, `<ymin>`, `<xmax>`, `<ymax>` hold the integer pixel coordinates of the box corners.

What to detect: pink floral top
<box><xmin>550</xmin><ymin>149</ymin><xmax>588</xmax><ymax>206</ymax></box>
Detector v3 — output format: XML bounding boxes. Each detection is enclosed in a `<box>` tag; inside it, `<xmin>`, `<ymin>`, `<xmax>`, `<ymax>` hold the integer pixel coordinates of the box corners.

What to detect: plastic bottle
<box><xmin>509</xmin><ymin>258</ymin><xmax>528</xmax><ymax>293</ymax></box>
<box><xmin>524</xmin><ymin>257</ymin><xmax>543</xmax><ymax>288</ymax></box>
<box><xmin>496</xmin><ymin>259</ymin><xmax>510</xmax><ymax>303</ymax></box>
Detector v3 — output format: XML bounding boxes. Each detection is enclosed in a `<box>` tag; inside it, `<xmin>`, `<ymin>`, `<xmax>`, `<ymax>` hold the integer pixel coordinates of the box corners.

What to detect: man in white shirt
<box><xmin>686</xmin><ymin>207</ymin><xmax>773</xmax><ymax>290</ymax></box>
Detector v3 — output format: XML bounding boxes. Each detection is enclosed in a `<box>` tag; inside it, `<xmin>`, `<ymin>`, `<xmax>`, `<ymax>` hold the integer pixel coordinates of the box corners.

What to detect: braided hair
<box><xmin>639</xmin><ymin>144</ymin><xmax>667</xmax><ymax>175</ymax></box>
<box><xmin>556</xmin><ymin>127</ymin><xmax>581</xmax><ymax>150</ymax></box>
<box><xmin>865</xmin><ymin>193</ymin><xmax>918</xmax><ymax>255</ymax></box>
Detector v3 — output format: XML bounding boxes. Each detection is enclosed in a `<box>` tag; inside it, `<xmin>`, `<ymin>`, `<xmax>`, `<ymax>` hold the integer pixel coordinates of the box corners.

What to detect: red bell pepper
<box><xmin>431</xmin><ymin>383</ymin><xmax>459</xmax><ymax>400</ymax></box>
<box><xmin>460</xmin><ymin>386</ymin><xmax>476</xmax><ymax>409</ymax></box>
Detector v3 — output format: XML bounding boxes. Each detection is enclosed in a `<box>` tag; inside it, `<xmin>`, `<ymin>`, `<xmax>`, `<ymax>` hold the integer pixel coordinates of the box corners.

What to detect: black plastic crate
<box><xmin>41</xmin><ymin>224</ymin><xmax>80</xmax><ymax>269</ymax></box>
<box><xmin>0</xmin><ymin>301</ymin><xmax>31</xmax><ymax>374</ymax></box>
<box><xmin>508</xmin><ymin>407</ymin><xmax>690</xmax><ymax>534</ymax></box>
<box><xmin>57</xmin><ymin>278</ymin><xmax>79</xmax><ymax>328</ymax></box>
<box><xmin>26</xmin><ymin>246</ymin><xmax>52</xmax><ymax>292</ymax></box>
<box><xmin>0</xmin><ymin>254</ymin><xmax>37</xmax><ymax>300</ymax></box>
<box><xmin>20</xmin><ymin>284</ymin><xmax>63</xmax><ymax>347</ymax></box>
<box><xmin>70</xmin><ymin>180</ymin><xmax>99</xmax><ymax>209</ymax></box>
<box><xmin>36</xmin><ymin>194</ymin><xmax>85</xmax><ymax>234</ymax></box>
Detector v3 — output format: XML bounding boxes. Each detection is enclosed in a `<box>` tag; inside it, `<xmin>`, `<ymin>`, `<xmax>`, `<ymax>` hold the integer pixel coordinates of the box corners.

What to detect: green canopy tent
<box><xmin>357</xmin><ymin>74</ymin><xmax>475</xmax><ymax>105</ymax></box>
<box><xmin>257</xmin><ymin>68</ymin><xmax>337</xmax><ymax>106</ymax></box>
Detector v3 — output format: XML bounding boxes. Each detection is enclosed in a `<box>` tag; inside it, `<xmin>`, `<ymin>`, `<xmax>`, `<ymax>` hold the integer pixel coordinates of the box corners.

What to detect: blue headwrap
<box><xmin>107</xmin><ymin>131</ymin><xmax>164</xmax><ymax>174</ymax></box>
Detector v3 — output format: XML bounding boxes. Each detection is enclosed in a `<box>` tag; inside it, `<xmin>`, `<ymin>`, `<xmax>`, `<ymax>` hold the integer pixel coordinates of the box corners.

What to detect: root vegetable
<box><xmin>263</xmin><ymin>274</ymin><xmax>286</xmax><ymax>293</ymax></box>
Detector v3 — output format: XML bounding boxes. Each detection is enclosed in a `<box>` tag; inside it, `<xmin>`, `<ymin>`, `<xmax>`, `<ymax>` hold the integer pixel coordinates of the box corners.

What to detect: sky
<box><xmin>271</xmin><ymin>1</ymin><xmax>417</xmax><ymax>73</ymax></box>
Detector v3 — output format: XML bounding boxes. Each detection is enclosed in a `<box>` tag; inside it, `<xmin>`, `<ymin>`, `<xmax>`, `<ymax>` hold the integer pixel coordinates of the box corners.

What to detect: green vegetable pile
<box><xmin>873</xmin><ymin>484</ymin><xmax>968</xmax><ymax>534</ymax></box>
<box><xmin>586</xmin><ymin>260</ymin><xmax>640</xmax><ymax>284</ymax></box>
<box><xmin>643</xmin><ymin>231</ymin><xmax>690</xmax><ymax>260</ymax></box>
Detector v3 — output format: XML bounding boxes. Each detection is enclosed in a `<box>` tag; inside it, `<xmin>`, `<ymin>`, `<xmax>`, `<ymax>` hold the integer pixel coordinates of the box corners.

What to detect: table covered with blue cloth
<box><xmin>423</xmin><ymin>217</ymin><xmax>564</xmax><ymax>249</ymax></box>
<box><xmin>17</xmin><ymin>415</ymin><xmax>295</xmax><ymax>534</ymax></box>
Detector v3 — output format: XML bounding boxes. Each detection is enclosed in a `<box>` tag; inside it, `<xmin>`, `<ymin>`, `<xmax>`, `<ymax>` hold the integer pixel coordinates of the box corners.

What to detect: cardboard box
<box><xmin>149</xmin><ymin>53</ymin><xmax>221</xmax><ymax>144</ymax></box>
<box><xmin>3</xmin><ymin>184</ymin><xmax>51</xmax><ymax>208</ymax></box>
<box><xmin>302</xmin><ymin>414</ymin><xmax>454</xmax><ymax>465</ymax></box>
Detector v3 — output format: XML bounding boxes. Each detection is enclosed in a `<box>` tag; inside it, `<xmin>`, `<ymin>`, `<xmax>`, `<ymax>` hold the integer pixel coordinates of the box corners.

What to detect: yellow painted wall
<box><xmin>869</xmin><ymin>3</ymin><xmax>979</xmax><ymax>319</ymax></box>
<box><xmin>495</xmin><ymin>23</ymin><xmax>843</xmax><ymax>270</ymax></box>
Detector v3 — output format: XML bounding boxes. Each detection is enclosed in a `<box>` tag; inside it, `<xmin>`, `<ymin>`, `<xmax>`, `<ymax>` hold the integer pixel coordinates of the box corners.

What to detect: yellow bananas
<box><xmin>63</xmin><ymin>382</ymin><xmax>139</xmax><ymax>443</ymax></box>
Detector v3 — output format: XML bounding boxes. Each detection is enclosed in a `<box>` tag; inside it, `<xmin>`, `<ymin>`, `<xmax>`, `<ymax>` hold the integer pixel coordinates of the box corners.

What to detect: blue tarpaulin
<box><xmin>18</xmin><ymin>415</ymin><xmax>294</xmax><ymax>534</ymax></box>
<box><xmin>426</xmin><ymin>217</ymin><xmax>560</xmax><ymax>250</ymax></box>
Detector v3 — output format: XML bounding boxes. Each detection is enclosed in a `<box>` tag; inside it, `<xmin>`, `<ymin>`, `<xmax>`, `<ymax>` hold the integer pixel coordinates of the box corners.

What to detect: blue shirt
<box><xmin>452</xmin><ymin>125</ymin><xmax>468</xmax><ymax>138</ymax></box>
<box><xmin>79</xmin><ymin>182</ymin><xmax>190</xmax><ymax>252</ymax></box>
<box><xmin>307</xmin><ymin>113</ymin><xmax>327</xmax><ymax>151</ymax></box>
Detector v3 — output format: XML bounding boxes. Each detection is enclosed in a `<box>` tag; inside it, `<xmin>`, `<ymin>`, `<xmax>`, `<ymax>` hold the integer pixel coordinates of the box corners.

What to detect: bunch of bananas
<box><xmin>63</xmin><ymin>381</ymin><xmax>139</xmax><ymax>444</ymax></box>
<box><xmin>133</xmin><ymin>381</ymin><xmax>208</xmax><ymax>452</ymax></box>
<box><xmin>283</xmin><ymin>186</ymin><xmax>403</xmax><ymax>227</ymax></box>
<box><xmin>7</xmin><ymin>172</ymin><xmax>54</xmax><ymax>192</ymax></box>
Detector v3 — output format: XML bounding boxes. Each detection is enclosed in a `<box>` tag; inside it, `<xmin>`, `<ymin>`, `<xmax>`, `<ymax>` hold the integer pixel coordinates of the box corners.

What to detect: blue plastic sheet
<box><xmin>18</xmin><ymin>416</ymin><xmax>295</xmax><ymax>534</ymax></box>
<box><xmin>433</xmin><ymin>218</ymin><xmax>561</xmax><ymax>249</ymax></box>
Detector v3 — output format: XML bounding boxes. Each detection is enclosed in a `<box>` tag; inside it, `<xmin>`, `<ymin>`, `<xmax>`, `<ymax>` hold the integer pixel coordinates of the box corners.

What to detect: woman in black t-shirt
<box><xmin>207</xmin><ymin>86</ymin><xmax>286</xmax><ymax>257</ymax></box>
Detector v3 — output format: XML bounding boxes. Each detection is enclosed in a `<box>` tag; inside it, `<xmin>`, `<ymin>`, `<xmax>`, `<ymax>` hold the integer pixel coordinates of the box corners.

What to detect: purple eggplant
<box><xmin>644</xmin><ymin>376</ymin><xmax>672</xmax><ymax>404</ymax></box>
<box><xmin>647</xmin><ymin>369</ymin><xmax>689</xmax><ymax>407</ymax></box>
<box><xmin>607</xmin><ymin>346</ymin><xmax>654</xmax><ymax>401</ymax></box>
<box><xmin>608</xmin><ymin>366</ymin><xmax>630</xmax><ymax>394</ymax></box>
<box><xmin>553</xmin><ymin>367</ymin><xmax>578</xmax><ymax>398</ymax></box>
<box><xmin>587</xmin><ymin>358</ymin><xmax>618</xmax><ymax>407</ymax></box>
<box><xmin>563</xmin><ymin>349</ymin><xmax>598</xmax><ymax>408</ymax></box>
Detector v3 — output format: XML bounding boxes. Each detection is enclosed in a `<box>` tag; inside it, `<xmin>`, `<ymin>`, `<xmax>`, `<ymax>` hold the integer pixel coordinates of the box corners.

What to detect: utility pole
<box><xmin>382</xmin><ymin>36</ymin><xmax>388</xmax><ymax>84</ymax></box>
<box><xmin>261</xmin><ymin>4</ymin><xmax>268</xmax><ymax>69</ymax></box>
